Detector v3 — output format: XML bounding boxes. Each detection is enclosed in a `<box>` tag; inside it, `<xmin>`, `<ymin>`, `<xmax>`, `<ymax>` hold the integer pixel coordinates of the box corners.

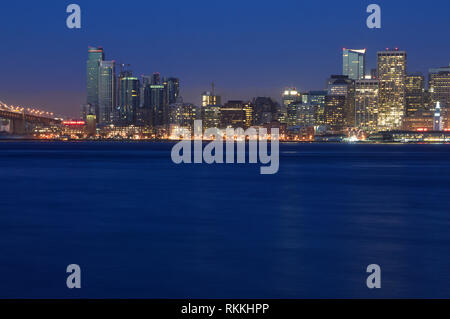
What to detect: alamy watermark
<box><xmin>171</xmin><ymin>120</ymin><xmax>279</xmax><ymax>175</ymax></box>
<box><xmin>366</xmin><ymin>4</ymin><xmax>381</xmax><ymax>29</ymax></box>
<box><xmin>66</xmin><ymin>4</ymin><xmax>81</xmax><ymax>29</ymax></box>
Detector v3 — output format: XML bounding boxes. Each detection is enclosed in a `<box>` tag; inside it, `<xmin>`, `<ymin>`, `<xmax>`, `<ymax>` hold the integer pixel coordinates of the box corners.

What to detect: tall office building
<box><xmin>326</xmin><ymin>75</ymin><xmax>355</xmax><ymax>128</ymax></box>
<box><xmin>220</xmin><ymin>100</ymin><xmax>248</xmax><ymax>128</ymax></box>
<box><xmin>343</xmin><ymin>49</ymin><xmax>366</xmax><ymax>80</ymax></box>
<box><xmin>355</xmin><ymin>79</ymin><xmax>379</xmax><ymax>132</ymax></box>
<box><xmin>251</xmin><ymin>97</ymin><xmax>279</xmax><ymax>125</ymax></box>
<box><xmin>429</xmin><ymin>66</ymin><xmax>450</xmax><ymax>108</ymax></box>
<box><xmin>309</xmin><ymin>90</ymin><xmax>327</xmax><ymax>125</ymax></box>
<box><xmin>405</xmin><ymin>73</ymin><xmax>424</xmax><ymax>117</ymax></box>
<box><xmin>377</xmin><ymin>49</ymin><xmax>407</xmax><ymax>130</ymax></box>
<box><xmin>169</xmin><ymin>97</ymin><xmax>198</xmax><ymax>131</ymax></box>
<box><xmin>201</xmin><ymin>85</ymin><xmax>222</xmax><ymax>130</ymax></box>
<box><xmin>166</xmin><ymin>77</ymin><xmax>180</xmax><ymax>105</ymax></box>
<box><xmin>118</xmin><ymin>77</ymin><xmax>140</xmax><ymax>125</ymax></box>
<box><xmin>86</xmin><ymin>47</ymin><xmax>104</xmax><ymax>121</ymax></box>
<box><xmin>150</xmin><ymin>77</ymin><xmax>168</xmax><ymax>128</ymax></box>
<box><xmin>324</xmin><ymin>95</ymin><xmax>346</xmax><ymax>132</ymax></box>
<box><xmin>281</xmin><ymin>88</ymin><xmax>301</xmax><ymax>125</ymax></box>
<box><xmin>98</xmin><ymin>60</ymin><xmax>116</xmax><ymax>125</ymax></box>
<box><xmin>201</xmin><ymin>91</ymin><xmax>221</xmax><ymax>107</ymax></box>
<box><xmin>137</xmin><ymin>75</ymin><xmax>152</xmax><ymax>126</ymax></box>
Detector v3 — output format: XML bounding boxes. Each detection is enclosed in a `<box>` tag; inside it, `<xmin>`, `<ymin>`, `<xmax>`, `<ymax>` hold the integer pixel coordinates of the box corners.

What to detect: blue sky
<box><xmin>0</xmin><ymin>0</ymin><xmax>449</xmax><ymax>117</ymax></box>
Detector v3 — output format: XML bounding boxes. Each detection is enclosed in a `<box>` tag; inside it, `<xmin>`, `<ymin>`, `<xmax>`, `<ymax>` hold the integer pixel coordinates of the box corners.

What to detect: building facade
<box><xmin>343</xmin><ymin>49</ymin><xmax>366</xmax><ymax>80</ymax></box>
<box><xmin>355</xmin><ymin>79</ymin><xmax>379</xmax><ymax>132</ymax></box>
<box><xmin>377</xmin><ymin>50</ymin><xmax>407</xmax><ymax>130</ymax></box>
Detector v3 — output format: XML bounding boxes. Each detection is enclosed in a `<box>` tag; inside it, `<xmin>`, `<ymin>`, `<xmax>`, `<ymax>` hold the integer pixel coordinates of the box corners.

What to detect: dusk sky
<box><xmin>1</xmin><ymin>0</ymin><xmax>449</xmax><ymax>117</ymax></box>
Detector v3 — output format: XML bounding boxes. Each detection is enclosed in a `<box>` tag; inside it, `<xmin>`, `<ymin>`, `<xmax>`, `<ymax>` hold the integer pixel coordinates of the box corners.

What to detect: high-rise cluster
<box><xmin>82</xmin><ymin>47</ymin><xmax>181</xmax><ymax>133</ymax></box>
<box><xmin>82</xmin><ymin>46</ymin><xmax>450</xmax><ymax>140</ymax></box>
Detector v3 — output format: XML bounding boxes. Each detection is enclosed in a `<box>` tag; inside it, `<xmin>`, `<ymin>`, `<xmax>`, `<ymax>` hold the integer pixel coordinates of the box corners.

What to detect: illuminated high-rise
<box><xmin>355</xmin><ymin>79</ymin><xmax>379</xmax><ymax>132</ymax></box>
<box><xmin>98</xmin><ymin>60</ymin><xmax>116</xmax><ymax>125</ymax></box>
<box><xmin>326</xmin><ymin>75</ymin><xmax>355</xmax><ymax>128</ymax></box>
<box><xmin>118</xmin><ymin>77</ymin><xmax>140</xmax><ymax>125</ymax></box>
<box><xmin>166</xmin><ymin>77</ymin><xmax>180</xmax><ymax>105</ymax></box>
<box><xmin>377</xmin><ymin>49</ymin><xmax>407</xmax><ymax>130</ymax></box>
<box><xmin>86</xmin><ymin>47</ymin><xmax>104</xmax><ymax>121</ymax></box>
<box><xmin>405</xmin><ymin>73</ymin><xmax>424</xmax><ymax>117</ymax></box>
<box><xmin>343</xmin><ymin>49</ymin><xmax>366</xmax><ymax>80</ymax></box>
<box><xmin>309</xmin><ymin>91</ymin><xmax>327</xmax><ymax>125</ymax></box>
<box><xmin>282</xmin><ymin>88</ymin><xmax>301</xmax><ymax>126</ymax></box>
<box><xmin>429</xmin><ymin>67</ymin><xmax>450</xmax><ymax>108</ymax></box>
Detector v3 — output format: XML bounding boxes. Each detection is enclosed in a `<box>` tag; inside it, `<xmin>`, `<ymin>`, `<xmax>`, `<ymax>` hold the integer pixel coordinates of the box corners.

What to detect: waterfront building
<box><xmin>342</xmin><ymin>48</ymin><xmax>366</xmax><ymax>80</ymax></box>
<box><xmin>377</xmin><ymin>49</ymin><xmax>407</xmax><ymax>130</ymax></box>
<box><xmin>201</xmin><ymin>89</ymin><xmax>221</xmax><ymax>107</ymax></box>
<box><xmin>118</xmin><ymin>77</ymin><xmax>140</xmax><ymax>125</ymax></box>
<box><xmin>150</xmin><ymin>81</ymin><xmax>167</xmax><ymax>128</ymax></box>
<box><xmin>405</xmin><ymin>73</ymin><xmax>425</xmax><ymax>117</ymax></box>
<box><xmin>201</xmin><ymin>86</ymin><xmax>222</xmax><ymax>130</ymax></box>
<box><xmin>220</xmin><ymin>100</ymin><xmax>248</xmax><ymax>128</ymax></box>
<box><xmin>169</xmin><ymin>98</ymin><xmax>198</xmax><ymax>132</ymax></box>
<box><xmin>402</xmin><ymin>109</ymin><xmax>434</xmax><ymax>131</ymax></box>
<box><xmin>251</xmin><ymin>97</ymin><xmax>279</xmax><ymax>125</ymax></box>
<box><xmin>429</xmin><ymin>68</ymin><xmax>450</xmax><ymax>108</ymax></box>
<box><xmin>282</xmin><ymin>88</ymin><xmax>301</xmax><ymax>126</ymax></box>
<box><xmin>98</xmin><ymin>60</ymin><xmax>116</xmax><ymax>125</ymax></box>
<box><xmin>86</xmin><ymin>47</ymin><xmax>104</xmax><ymax>121</ymax></box>
<box><xmin>327</xmin><ymin>75</ymin><xmax>355</xmax><ymax>128</ymax></box>
<box><xmin>324</xmin><ymin>95</ymin><xmax>346</xmax><ymax>133</ymax></box>
<box><xmin>309</xmin><ymin>90</ymin><xmax>327</xmax><ymax>125</ymax></box>
<box><xmin>434</xmin><ymin>102</ymin><xmax>444</xmax><ymax>131</ymax></box>
<box><xmin>355</xmin><ymin>79</ymin><xmax>379</xmax><ymax>132</ymax></box>
<box><xmin>166</xmin><ymin>77</ymin><xmax>180</xmax><ymax>105</ymax></box>
<box><xmin>297</xmin><ymin>103</ymin><xmax>316</xmax><ymax>127</ymax></box>
<box><xmin>86</xmin><ymin>114</ymin><xmax>97</xmax><ymax>136</ymax></box>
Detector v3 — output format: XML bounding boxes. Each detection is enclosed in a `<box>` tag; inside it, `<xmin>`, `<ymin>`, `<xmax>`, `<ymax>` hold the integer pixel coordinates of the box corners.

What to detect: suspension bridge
<box><xmin>0</xmin><ymin>100</ymin><xmax>62</xmax><ymax>134</ymax></box>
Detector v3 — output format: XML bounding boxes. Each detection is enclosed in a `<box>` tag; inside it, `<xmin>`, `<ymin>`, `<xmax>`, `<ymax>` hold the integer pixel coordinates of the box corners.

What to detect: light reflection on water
<box><xmin>0</xmin><ymin>142</ymin><xmax>449</xmax><ymax>298</ymax></box>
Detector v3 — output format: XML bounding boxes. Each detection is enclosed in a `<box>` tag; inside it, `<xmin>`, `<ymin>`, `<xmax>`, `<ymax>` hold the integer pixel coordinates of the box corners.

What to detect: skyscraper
<box><xmin>220</xmin><ymin>101</ymin><xmax>248</xmax><ymax>128</ymax></box>
<box><xmin>355</xmin><ymin>79</ymin><xmax>379</xmax><ymax>132</ymax></box>
<box><xmin>201</xmin><ymin>85</ymin><xmax>222</xmax><ymax>130</ymax></box>
<box><xmin>166</xmin><ymin>77</ymin><xmax>180</xmax><ymax>105</ymax></box>
<box><xmin>324</xmin><ymin>95</ymin><xmax>346</xmax><ymax>133</ymax></box>
<box><xmin>150</xmin><ymin>82</ymin><xmax>167</xmax><ymax>127</ymax></box>
<box><xmin>86</xmin><ymin>47</ymin><xmax>104</xmax><ymax>121</ymax></box>
<box><xmin>326</xmin><ymin>75</ymin><xmax>355</xmax><ymax>128</ymax></box>
<box><xmin>309</xmin><ymin>91</ymin><xmax>327</xmax><ymax>125</ymax></box>
<box><xmin>98</xmin><ymin>60</ymin><xmax>116</xmax><ymax>125</ymax></box>
<box><xmin>118</xmin><ymin>77</ymin><xmax>140</xmax><ymax>125</ymax></box>
<box><xmin>429</xmin><ymin>67</ymin><xmax>450</xmax><ymax>108</ymax></box>
<box><xmin>251</xmin><ymin>97</ymin><xmax>279</xmax><ymax>125</ymax></box>
<box><xmin>405</xmin><ymin>73</ymin><xmax>424</xmax><ymax>117</ymax></box>
<box><xmin>377</xmin><ymin>49</ymin><xmax>407</xmax><ymax>130</ymax></box>
<box><xmin>281</xmin><ymin>88</ymin><xmax>301</xmax><ymax>125</ymax></box>
<box><xmin>343</xmin><ymin>49</ymin><xmax>366</xmax><ymax>80</ymax></box>
<box><xmin>201</xmin><ymin>91</ymin><xmax>221</xmax><ymax>107</ymax></box>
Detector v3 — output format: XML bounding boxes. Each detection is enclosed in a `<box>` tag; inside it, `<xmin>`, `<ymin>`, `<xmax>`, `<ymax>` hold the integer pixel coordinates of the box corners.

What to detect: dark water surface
<box><xmin>0</xmin><ymin>141</ymin><xmax>449</xmax><ymax>298</ymax></box>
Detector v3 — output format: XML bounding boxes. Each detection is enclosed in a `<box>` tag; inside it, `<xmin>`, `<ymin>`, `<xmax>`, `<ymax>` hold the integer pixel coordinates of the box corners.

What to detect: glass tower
<box><xmin>343</xmin><ymin>49</ymin><xmax>366</xmax><ymax>80</ymax></box>
<box><xmin>86</xmin><ymin>47</ymin><xmax>104</xmax><ymax>121</ymax></box>
<box><xmin>118</xmin><ymin>77</ymin><xmax>140</xmax><ymax>125</ymax></box>
<box><xmin>98</xmin><ymin>61</ymin><xmax>116</xmax><ymax>125</ymax></box>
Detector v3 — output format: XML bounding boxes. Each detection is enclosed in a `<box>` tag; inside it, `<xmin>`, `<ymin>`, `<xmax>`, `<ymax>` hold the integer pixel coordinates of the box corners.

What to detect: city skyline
<box><xmin>1</xmin><ymin>0</ymin><xmax>450</xmax><ymax>117</ymax></box>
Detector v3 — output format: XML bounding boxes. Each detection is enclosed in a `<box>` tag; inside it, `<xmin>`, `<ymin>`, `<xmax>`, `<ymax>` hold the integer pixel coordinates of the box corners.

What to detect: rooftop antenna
<box><xmin>211</xmin><ymin>82</ymin><xmax>215</xmax><ymax>96</ymax></box>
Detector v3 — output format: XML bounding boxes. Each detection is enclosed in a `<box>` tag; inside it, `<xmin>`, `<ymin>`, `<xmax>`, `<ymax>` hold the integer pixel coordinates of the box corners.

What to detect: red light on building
<box><xmin>63</xmin><ymin>121</ymin><xmax>86</xmax><ymax>126</ymax></box>
<box><xmin>416</xmin><ymin>128</ymin><xmax>428</xmax><ymax>132</ymax></box>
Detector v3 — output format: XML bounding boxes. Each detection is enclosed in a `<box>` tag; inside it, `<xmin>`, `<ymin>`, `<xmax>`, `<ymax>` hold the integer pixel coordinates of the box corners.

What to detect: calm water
<box><xmin>0</xmin><ymin>141</ymin><xmax>449</xmax><ymax>298</ymax></box>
